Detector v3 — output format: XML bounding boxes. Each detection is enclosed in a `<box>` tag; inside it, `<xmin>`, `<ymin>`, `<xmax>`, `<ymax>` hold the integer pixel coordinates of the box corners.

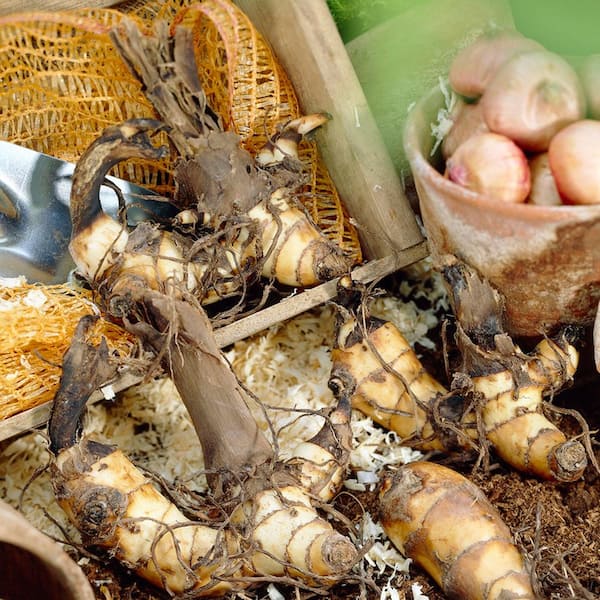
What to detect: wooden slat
<box><xmin>0</xmin><ymin>372</ymin><xmax>143</xmax><ymax>443</ymax></box>
<box><xmin>215</xmin><ymin>241</ymin><xmax>428</xmax><ymax>347</ymax></box>
<box><xmin>234</xmin><ymin>0</ymin><xmax>424</xmax><ymax>262</ymax></box>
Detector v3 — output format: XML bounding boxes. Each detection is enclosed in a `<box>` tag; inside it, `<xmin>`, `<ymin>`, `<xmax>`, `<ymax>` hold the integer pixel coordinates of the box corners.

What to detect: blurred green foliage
<box><xmin>326</xmin><ymin>0</ymin><xmax>411</xmax><ymax>42</ymax></box>
<box><xmin>328</xmin><ymin>0</ymin><xmax>600</xmax><ymax>54</ymax></box>
<box><xmin>510</xmin><ymin>0</ymin><xmax>600</xmax><ymax>56</ymax></box>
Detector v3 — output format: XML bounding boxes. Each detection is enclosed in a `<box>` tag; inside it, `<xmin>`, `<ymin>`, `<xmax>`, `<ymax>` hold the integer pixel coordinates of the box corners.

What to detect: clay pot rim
<box><xmin>404</xmin><ymin>85</ymin><xmax>600</xmax><ymax>224</ymax></box>
<box><xmin>0</xmin><ymin>499</ymin><xmax>95</xmax><ymax>600</ymax></box>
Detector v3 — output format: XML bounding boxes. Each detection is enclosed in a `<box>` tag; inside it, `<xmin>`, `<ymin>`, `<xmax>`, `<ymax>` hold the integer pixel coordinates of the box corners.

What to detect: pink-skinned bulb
<box><xmin>548</xmin><ymin>119</ymin><xmax>600</xmax><ymax>205</ymax></box>
<box><xmin>446</xmin><ymin>132</ymin><xmax>531</xmax><ymax>204</ymax></box>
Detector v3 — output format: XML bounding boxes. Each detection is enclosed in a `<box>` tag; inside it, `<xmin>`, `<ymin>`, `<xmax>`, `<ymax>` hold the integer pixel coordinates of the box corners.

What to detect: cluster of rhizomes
<box><xmin>69</xmin><ymin>18</ymin><xmax>352</xmax><ymax>318</ymax></box>
<box><xmin>46</xmin><ymin>16</ymin><xmax>589</xmax><ymax>600</ymax></box>
<box><xmin>329</xmin><ymin>264</ymin><xmax>587</xmax><ymax>600</ymax></box>
<box><xmin>332</xmin><ymin>264</ymin><xmax>586</xmax><ymax>483</ymax></box>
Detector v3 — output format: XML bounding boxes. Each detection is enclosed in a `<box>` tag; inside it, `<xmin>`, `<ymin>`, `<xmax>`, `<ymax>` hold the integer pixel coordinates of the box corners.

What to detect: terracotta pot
<box><xmin>0</xmin><ymin>499</ymin><xmax>94</xmax><ymax>600</ymax></box>
<box><xmin>404</xmin><ymin>86</ymin><xmax>600</xmax><ymax>337</ymax></box>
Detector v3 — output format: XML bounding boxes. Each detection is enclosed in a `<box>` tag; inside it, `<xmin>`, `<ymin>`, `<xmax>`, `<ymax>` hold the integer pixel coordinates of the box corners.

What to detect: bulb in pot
<box><xmin>481</xmin><ymin>50</ymin><xmax>586</xmax><ymax>152</ymax></box>
<box><xmin>442</xmin><ymin>99</ymin><xmax>489</xmax><ymax>160</ymax></box>
<box><xmin>527</xmin><ymin>153</ymin><xmax>562</xmax><ymax>206</ymax></box>
<box><xmin>445</xmin><ymin>132</ymin><xmax>530</xmax><ymax>203</ymax></box>
<box><xmin>548</xmin><ymin>119</ymin><xmax>600</xmax><ymax>205</ymax></box>
<box><xmin>449</xmin><ymin>30</ymin><xmax>543</xmax><ymax>99</ymax></box>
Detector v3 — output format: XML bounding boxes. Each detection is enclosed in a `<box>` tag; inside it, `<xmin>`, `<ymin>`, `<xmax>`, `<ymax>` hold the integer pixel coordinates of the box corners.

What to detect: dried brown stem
<box><xmin>48</xmin><ymin>316</ymin><xmax>117</xmax><ymax>454</ymax></box>
<box><xmin>110</xmin><ymin>19</ymin><xmax>221</xmax><ymax>158</ymax></box>
<box><xmin>125</xmin><ymin>287</ymin><xmax>274</xmax><ymax>497</ymax></box>
<box><xmin>111</xmin><ymin>17</ymin><xmax>270</xmax><ymax>216</ymax></box>
<box><xmin>70</xmin><ymin>119</ymin><xmax>168</xmax><ymax>236</ymax></box>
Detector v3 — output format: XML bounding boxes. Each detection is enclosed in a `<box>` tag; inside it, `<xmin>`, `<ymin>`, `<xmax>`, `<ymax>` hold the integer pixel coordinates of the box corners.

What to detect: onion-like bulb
<box><xmin>481</xmin><ymin>50</ymin><xmax>586</xmax><ymax>152</ymax></box>
<box><xmin>548</xmin><ymin>119</ymin><xmax>600</xmax><ymax>205</ymax></box>
<box><xmin>442</xmin><ymin>99</ymin><xmax>489</xmax><ymax>159</ymax></box>
<box><xmin>449</xmin><ymin>30</ymin><xmax>542</xmax><ymax>99</ymax></box>
<box><xmin>527</xmin><ymin>153</ymin><xmax>562</xmax><ymax>206</ymax></box>
<box><xmin>445</xmin><ymin>132</ymin><xmax>530</xmax><ymax>204</ymax></box>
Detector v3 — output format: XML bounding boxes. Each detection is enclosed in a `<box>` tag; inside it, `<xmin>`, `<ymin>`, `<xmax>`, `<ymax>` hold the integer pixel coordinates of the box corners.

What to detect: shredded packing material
<box><xmin>0</xmin><ymin>0</ymin><xmax>362</xmax><ymax>261</ymax></box>
<box><xmin>0</xmin><ymin>281</ymin><xmax>135</xmax><ymax>420</ymax></box>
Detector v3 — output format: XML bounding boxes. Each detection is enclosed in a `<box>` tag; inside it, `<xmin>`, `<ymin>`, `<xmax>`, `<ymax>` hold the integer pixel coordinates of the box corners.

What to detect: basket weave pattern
<box><xmin>0</xmin><ymin>284</ymin><xmax>135</xmax><ymax>420</ymax></box>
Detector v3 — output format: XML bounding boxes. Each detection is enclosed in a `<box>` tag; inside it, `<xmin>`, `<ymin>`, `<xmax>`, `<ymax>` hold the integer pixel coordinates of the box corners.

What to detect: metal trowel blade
<box><xmin>0</xmin><ymin>140</ymin><xmax>177</xmax><ymax>284</ymax></box>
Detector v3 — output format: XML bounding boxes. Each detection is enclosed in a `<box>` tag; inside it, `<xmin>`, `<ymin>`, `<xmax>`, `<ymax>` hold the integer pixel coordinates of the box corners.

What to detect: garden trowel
<box><xmin>0</xmin><ymin>140</ymin><xmax>176</xmax><ymax>283</ymax></box>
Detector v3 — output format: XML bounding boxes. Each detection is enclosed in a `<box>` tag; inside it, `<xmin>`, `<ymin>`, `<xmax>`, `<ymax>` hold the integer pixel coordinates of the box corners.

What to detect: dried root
<box><xmin>379</xmin><ymin>461</ymin><xmax>536</xmax><ymax>600</ymax></box>
<box><xmin>244</xmin><ymin>188</ymin><xmax>352</xmax><ymax>287</ymax></box>
<box><xmin>469</xmin><ymin>365</ymin><xmax>586</xmax><ymax>481</ymax></box>
<box><xmin>51</xmin><ymin>435</ymin><xmax>358</xmax><ymax>596</ymax></box>
<box><xmin>230</xmin><ymin>485</ymin><xmax>356</xmax><ymax>584</ymax></box>
<box><xmin>286</xmin><ymin>375</ymin><xmax>354</xmax><ymax>502</ymax></box>
<box><xmin>256</xmin><ymin>113</ymin><xmax>331</xmax><ymax>167</ymax></box>
<box><xmin>59</xmin><ymin>47</ymin><xmax>359</xmax><ymax>588</ymax></box>
<box><xmin>227</xmin><ymin>373</ymin><xmax>356</xmax><ymax>586</ymax></box>
<box><xmin>69</xmin><ymin>116</ymin><xmax>350</xmax><ymax>310</ymax></box>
